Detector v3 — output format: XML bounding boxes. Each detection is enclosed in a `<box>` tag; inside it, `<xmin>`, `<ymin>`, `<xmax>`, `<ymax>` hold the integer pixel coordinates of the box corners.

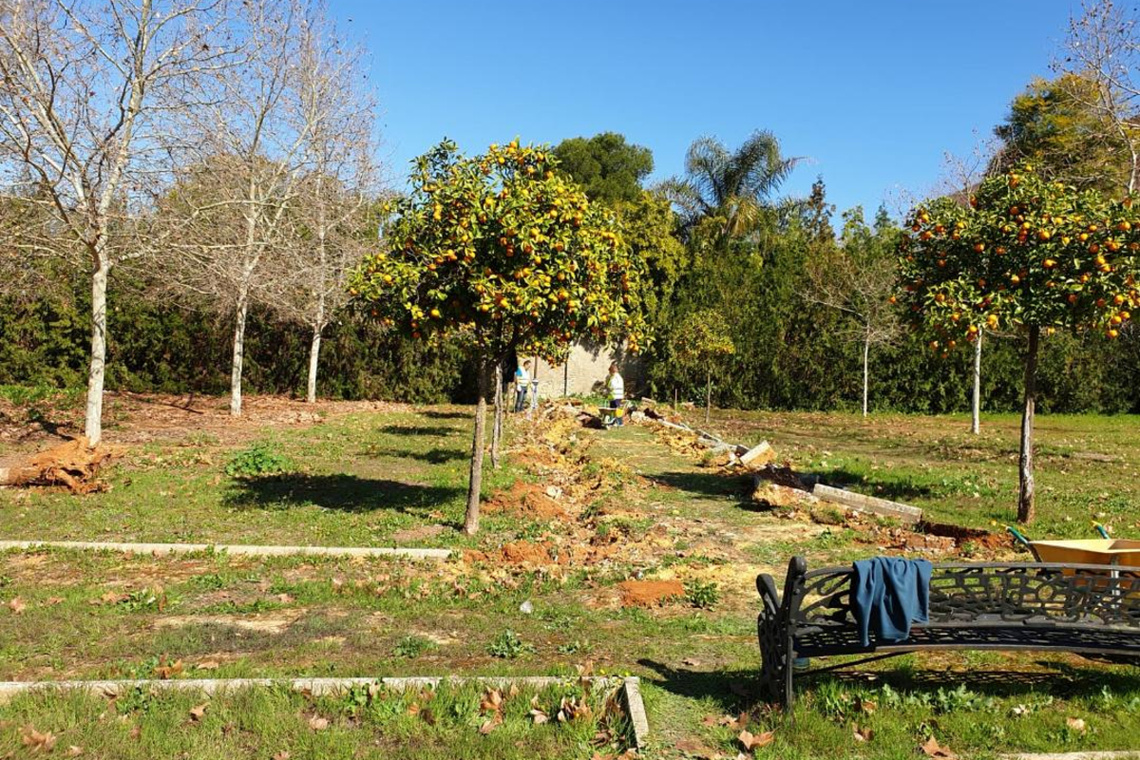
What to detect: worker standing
<box><xmin>605</xmin><ymin>362</ymin><xmax>624</xmax><ymax>426</ymax></box>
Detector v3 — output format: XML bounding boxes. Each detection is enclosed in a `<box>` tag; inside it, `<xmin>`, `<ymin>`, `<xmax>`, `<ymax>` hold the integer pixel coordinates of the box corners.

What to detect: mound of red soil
<box><xmin>483</xmin><ymin>482</ymin><xmax>569</xmax><ymax>521</ymax></box>
<box><xmin>617</xmin><ymin>579</ymin><xmax>685</xmax><ymax>608</ymax></box>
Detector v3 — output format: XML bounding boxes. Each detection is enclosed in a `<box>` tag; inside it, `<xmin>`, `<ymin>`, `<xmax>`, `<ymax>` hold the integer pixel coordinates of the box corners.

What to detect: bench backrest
<box><xmin>782</xmin><ymin>557</ymin><xmax>1140</xmax><ymax>631</ymax></box>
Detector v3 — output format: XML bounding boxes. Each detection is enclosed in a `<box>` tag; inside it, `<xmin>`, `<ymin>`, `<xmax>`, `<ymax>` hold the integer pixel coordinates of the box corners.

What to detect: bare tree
<box><xmin>936</xmin><ymin>134</ymin><xmax>999</xmax><ymax>434</ymax></box>
<box><xmin>164</xmin><ymin>0</ymin><xmax>315</xmax><ymax>416</ymax></box>
<box><xmin>804</xmin><ymin>207</ymin><xmax>901</xmax><ymax>417</ymax></box>
<box><xmin>270</xmin><ymin>8</ymin><xmax>379</xmax><ymax>403</ymax></box>
<box><xmin>1058</xmin><ymin>0</ymin><xmax>1140</xmax><ymax>194</ymax></box>
<box><xmin>0</xmin><ymin>0</ymin><xmax>231</xmax><ymax>444</ymax></box>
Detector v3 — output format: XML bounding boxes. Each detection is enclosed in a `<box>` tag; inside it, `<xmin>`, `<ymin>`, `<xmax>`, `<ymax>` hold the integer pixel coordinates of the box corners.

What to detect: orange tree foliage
<box><xmin>898</xmin><ymin>166</ymin><xmax>1138</xmax><ymax>346</ymax></box>
<box><xmin>350</xmin><ymin>139</ymin><xmax>646</xmax><ymax>365</ymax></box>
<box><xmin>898</xmin><ymin>165</ymin><xmax>1139</xmax><ymax>522</ymax></box>
<box><xmin>348</xmin><ymin>139</ymin><xmax>646</xmax><ymax>533</ymax></box>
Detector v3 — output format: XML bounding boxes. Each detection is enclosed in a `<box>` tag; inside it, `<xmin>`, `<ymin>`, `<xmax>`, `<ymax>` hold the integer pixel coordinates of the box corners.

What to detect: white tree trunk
<box><xmin>230</xmin><ymin>290</ymin><xmax>249</xmax><ymax>417</ymax></box>
<box><xmin>84</xmin><ymin>245</ymin><xmax>111</xmax><ymax>445</ymax></box>
<box><xmin>862</xmin><ymin>334</ymin><xmax>870</xmax><ymax>418</ymax></box>
<box><xmin>306</xmin><ymin>324</ymin><xmax>322</xmax><ymax>404</ymax></box>
<box><xmin>971</xmin><ymin>330</ymin><xmax>983</xmax><ymax>435</ymax></box>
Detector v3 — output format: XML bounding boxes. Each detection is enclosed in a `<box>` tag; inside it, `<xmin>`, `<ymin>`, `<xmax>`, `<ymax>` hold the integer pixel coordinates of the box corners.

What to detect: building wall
<box><xmin>527</xmin><ymin>341</ymin><xmax>644</xmax><ymax>398</ymax></box>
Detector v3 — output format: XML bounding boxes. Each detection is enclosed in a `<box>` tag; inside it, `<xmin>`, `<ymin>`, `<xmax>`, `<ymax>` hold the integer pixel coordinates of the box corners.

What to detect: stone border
<box><xmin>0</xmin><ymin>675</ymin><xmax>648</xmax><ymax>749</ymax></box>
<box><xmin>0</xmin><ymin>540</ymin><xmax>450</xmax><ymax>560</ymax></box>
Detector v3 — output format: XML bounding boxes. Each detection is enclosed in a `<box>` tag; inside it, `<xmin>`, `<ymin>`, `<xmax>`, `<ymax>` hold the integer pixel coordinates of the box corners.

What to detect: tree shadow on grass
<box><xmin>808</xmin><ymin>467</ymin><xmax>933</xmax><ymax>501</ymax></box>
<box><xmin>364</xmin><ymin>446</ymin><xmax>468</xmax><ymax>464</ymax></box>
<box><xmin>649</xmin><ymin>471</ymin><xmax>754</xmax><ymax>500</ymax></box>
<box><xmin>377</xmin><ymin>425</ymin><xmax>461</xmax><ymax>437</ymax></box>
<box><xmin>226</xmin><ymin>473</ymin><xmax>464</xmax><ymax>517</ymax></box>
<box><xmin>421</xmin><ymin>410</ymin><xmax>470</xmax><ymax>420</ymax></box>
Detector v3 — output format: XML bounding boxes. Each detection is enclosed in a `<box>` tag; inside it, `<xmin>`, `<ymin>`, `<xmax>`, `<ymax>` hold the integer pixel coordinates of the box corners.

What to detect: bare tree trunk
<box><xmin>84</xmin><ymin>243</ymin><xmax>111</xmax><ymax>445</ymax></box>
<box><xmin>306</xmin><ymin>322</ymin><xmax>322</xmax><ymax>404</ymax></box>
<box><xmin>673</xmin><ymin>386</ymin><xmax>678</xmax><ymax>411</ymax></box>
<box><xmin>463</xmin><ymin>361</ymin><xmax>491</xmax><ymax>535</ymax></box>
<box><xmin>491</xmin><ymin>361</ymin><xmax>503</xmax><ymax>470</ymax></box>
<box><xmin>862</xmin><ymin>333</ymin><xmax>870</xmax><ymax>418</ymax></box>
<box><xmin>972</xmin><ymin>330</ymin><xmax>983</xmax><ymax>435</ymax></box>
<box><xmin>705</xmin><ymin>369</ymin><xmax>711</xmax><ymax>425</ymax></box>
<box><xmin>230</xmin><ymin>289</ymin><xmax>249</xmax><ymax>417</ymax></box>
<box><xmin>1017</xmin><ymin>326</ymin><xmax>1040</xmax><ymax>524</ymax></box>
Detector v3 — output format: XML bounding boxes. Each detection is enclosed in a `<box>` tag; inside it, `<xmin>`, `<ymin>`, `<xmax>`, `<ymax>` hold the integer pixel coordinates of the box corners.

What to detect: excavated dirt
<box><xmin>617</xmin><ymin>579</ymin><xmax>685</xmax><ymax>608</ymax></box>
<box><xmin>483</xmin><ymin>482</ymin><xmax>570</xmax><ymax>521</ymax></box>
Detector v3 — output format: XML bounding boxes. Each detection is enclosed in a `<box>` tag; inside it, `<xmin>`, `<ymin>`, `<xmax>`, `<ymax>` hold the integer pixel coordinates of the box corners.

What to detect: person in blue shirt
<box><xmin>513</xmin><ymin>360</ymin><xmax>531</xmax><ymax>413</ymax></box>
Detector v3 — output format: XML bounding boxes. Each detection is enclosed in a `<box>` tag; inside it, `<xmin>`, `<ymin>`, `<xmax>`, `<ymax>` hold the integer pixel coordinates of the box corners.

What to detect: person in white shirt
<box><xmin>605</xmin><ymin>362</ymin><xmax>624</xmax><ymax>426</ymax></box>
<box><xmin>514</xmin><ymin>360</ymin><xmax>531</xmax><ymax>412</ymax></box>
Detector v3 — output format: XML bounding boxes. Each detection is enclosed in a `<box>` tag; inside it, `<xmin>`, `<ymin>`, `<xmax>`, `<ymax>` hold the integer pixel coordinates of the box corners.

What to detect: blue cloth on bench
<box><xmin>851</xmin><ymin>557</ymin><xmax>932</xmax><ymax>646</ymax></box>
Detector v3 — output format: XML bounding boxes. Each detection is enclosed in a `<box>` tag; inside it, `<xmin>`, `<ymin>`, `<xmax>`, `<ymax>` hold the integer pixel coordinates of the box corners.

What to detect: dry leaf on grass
<box><xmin>478</xmin><ymin>713</ymin><xmax>503</xmax><ymax>734</ymax></box>
<box><xmin>307</xmin><ymin>716</ymin><xmax>328</xmax><ymax>731</ymax></box>
<box><xmin>8</xmin><ymin>597</ymin><xmax>26</xmax><ymax>615</ymax></box>
<box><xmin>675</xmin><ymin>738</ymin><xmax>717</xmax><ymax>758</ymax></box>
<box><xmin>853</xmin><ymin>724</ymin><xmax>873</xmax><ymax>742</ymax></box>
<box><xmin>153</xmin><ymin>657</ymin><xmax>183</xmax><ymax>679</ymax></box>
<box><xmin>66</xmin><ymin>746</ymin><xmax>83</xmax><ymax>756</ymax></box>
<box><xmin>1066</xmin><ymin>717</ymin><xmax>1087</xmax><ymax>733</ymax></box>
<box><xmin>21</xmin><ymin>726</ymin><xmax>57</xmax><ymax>753</ymax></box>
<box><xmin>45</xmin><ymin>597</ymin><xmax>64</xmax><ymax>606</ymax></box>
<box><xmin>920</xmin><ymin>737</ymin><xmax>958</xmax><ymax>759</ymax></box>
<box><xmin>195</xmin><ymin>660</ymin><xmax>220</xmax><ymax>671</ymax></box>
<box><xmin>272</xmin><ymin>752</ymin><xmax>290</xmax><ymax>760</ymax></box>
<box><xmin>739</xmin><ymin>728</ymin><xmax>775</xmax><ymax>751</ymax></box>
<box><xmin>189</xmin><ymin>704</ymin><xmax>207</xmax><ymax>722</ymax></box>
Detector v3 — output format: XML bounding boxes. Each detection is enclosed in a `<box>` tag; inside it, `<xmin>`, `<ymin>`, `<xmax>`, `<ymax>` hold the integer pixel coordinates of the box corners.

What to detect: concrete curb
<box><xmin>0</xmin><ymin>675</ymin><xmax>648</xmax><ymax>749</ymax></box>
<box><xmin>0</xmin><ymin>540</ymin><xmax>451</xmax><ymax>560</ymax></box>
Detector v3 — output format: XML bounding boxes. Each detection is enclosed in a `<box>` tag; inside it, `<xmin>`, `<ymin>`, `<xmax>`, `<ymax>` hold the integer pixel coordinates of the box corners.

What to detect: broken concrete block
<box><xmin>739</xmin><ymin>441</ymin><xmax>775</xmax><ymax>467</ymax></box>
<box><xmin>812</xmin><ymin>483</ymin><xmax>923</xmax><ymax>525</ymax></box>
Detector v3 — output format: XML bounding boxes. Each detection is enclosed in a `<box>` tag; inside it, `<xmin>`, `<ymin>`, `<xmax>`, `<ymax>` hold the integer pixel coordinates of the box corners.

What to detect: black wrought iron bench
<box><xmin>756</xmin><ymin>556</ymin><xmax>1140</xmax><ymax>705</ymax></box>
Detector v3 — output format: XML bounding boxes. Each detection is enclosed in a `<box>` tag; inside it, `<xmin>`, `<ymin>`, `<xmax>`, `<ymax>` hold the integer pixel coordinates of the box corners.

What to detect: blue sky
<box><xmin>335</xmin><ymin>1</ymin><xmax>1077</xmax><ymax>216</ymax></box>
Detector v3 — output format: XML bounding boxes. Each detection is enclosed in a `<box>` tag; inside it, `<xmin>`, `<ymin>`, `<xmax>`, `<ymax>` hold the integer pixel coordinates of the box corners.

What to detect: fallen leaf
<box><xmin>739</xmin><ymin>728</ymin><xmax>775</xmax><ymax>751</ymax></box>
<box><xmin>530</xmin><ymin>708</ymin><xmax>549</xmax><ymax>725</ymax></box>
<box><xmin>129</xmin><ymin>725</ymin><xmax>141</xmax><ymax>740</ymax></box>
<box><xmin>189</xmin><ymin>703</ymin><xmax>207</xmax><ymax>722</ymax></box>
<box><xmin>478</xmin><ymin>713</ymin><xmax>503</xmax><ymax>734</ymax></box>
<box><xmin>853</xmin><ymin>724</ymin><xmax>873</xmax><ymax>742</ymax></box>
<box><xmin>860</xmin><ymin>700</ymin><xmax>877</xmax><ymax>714</ymax></box>
<box><xmin>276</xmin><ymin>594</ymin><xmax>294</xmax><ymax>604</ymax></box>
<box><xmin>8</xmin><ymin>597</ymin><xmax>26</xmax><ymax>615</ymax></box>
<box><xmin>682</xmin><ymin>657</ymin><xmax>701</xmax><ymax>667</ymax></box>
<box><xmin>66</xmin><ymin>746</ymin><xmax>83</xmax><ymax>756</ymax></box>
<box><xmin>272</xmin><ymin>753</ymin><xmax>290</xmax><ymax>760</ymax></box>
<box><xmin>196</xmin><ymin>660</ymin><xmax>221</xmax><ymax>671</ymax></box>
<box><xmin>675</xmin><ymin>738</ymin><xmax>717</xmax><ymax>758</ymax></box>
<box><xmin>480</xmin><ymin>688</ymin><xmax>504</xmax><ymax>713</ymax></box>
<box><xmin>21</xmin><ymin>726</ymin><xmax>57</xmax><ymax>752</ymax></box>
<box><xmin>153</xmin><ymin>658</ymin><xmax>183</xmax><ymax>679</ymax></box>
<box><xmin>419</xmin><ymin>708</ymin><xmax>436</xmax><ymax>726</ymax></box>
<box><xmin>307</xmin><ymin>716</ymin><xmax>328</xmax><ymax>731</ymax></box>
<box><xmin>1011</xmin><ymin>704</ymin><xmax>1029</xmax><ymax>717</ymax></box>
<box><xmin>1066</xmin><ymin>717</ymin><xmax>1087</xmax><ymax>733</ymax></box>
<box><xmin>921</xmin><ymin>737</ymin><xmax>958</xmax><ymax>759</ymax></box>
<box><xmin>45</xmin><ymin>597</ymin><xmax>65</xmax><ymax>607</ymax></box>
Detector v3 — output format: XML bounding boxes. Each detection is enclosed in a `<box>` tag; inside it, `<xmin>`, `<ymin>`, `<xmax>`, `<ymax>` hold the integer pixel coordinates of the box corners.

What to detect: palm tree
<box><xmin>661</xmin><ymin>130</ymin><xmax>800</xmax><ymax>244</ymax></box>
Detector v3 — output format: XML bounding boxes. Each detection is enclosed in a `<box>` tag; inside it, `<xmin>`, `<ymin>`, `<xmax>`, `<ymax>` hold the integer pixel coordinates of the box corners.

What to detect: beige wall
<box><xmin>527</xmin><ymin>341</ymin><xmax>644</xmax><ymax>399</ymax></box>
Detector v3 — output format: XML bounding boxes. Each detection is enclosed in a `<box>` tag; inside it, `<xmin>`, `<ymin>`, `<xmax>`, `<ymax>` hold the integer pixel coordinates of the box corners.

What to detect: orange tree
<box><xmin>349</xmin><ymin>139</ymin><xmax>646</xmax><ymax>534</ymax></box>
<box><xmin>898</xmin><ymin>165</ymin><xmax>1139</xmax><ymax>523</ymax></box>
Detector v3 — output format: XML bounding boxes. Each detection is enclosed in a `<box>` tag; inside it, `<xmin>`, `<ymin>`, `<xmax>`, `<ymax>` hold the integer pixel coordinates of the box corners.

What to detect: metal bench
<box><xmin>756</xmin><ymin>556</ymin><xmax>1140</xmax><ymax>705</ymax></box>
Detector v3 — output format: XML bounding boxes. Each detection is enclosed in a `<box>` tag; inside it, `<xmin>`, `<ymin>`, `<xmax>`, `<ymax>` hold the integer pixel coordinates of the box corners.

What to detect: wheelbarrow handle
<box><xmin>1006</xmin><ymin>525</ymin><xmax>1032</xmax><ymax>548</ymax></box>
<box><xmin>1093</xmin><ymin>522</ymin><xmax>1111</xmax><ymax>539</ymax></box>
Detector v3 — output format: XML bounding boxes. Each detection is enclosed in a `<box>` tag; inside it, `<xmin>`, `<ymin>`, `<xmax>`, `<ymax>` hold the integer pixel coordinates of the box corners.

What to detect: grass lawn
<box><xmin>0</xmin><ymin>391</ymin><xmax>1137</xmax><ymax>758</ymax></box>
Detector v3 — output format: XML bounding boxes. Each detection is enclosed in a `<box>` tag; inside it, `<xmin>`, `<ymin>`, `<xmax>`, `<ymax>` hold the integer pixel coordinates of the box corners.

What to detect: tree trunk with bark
<box><xmin>306</xmin><ymin>321</ymin><xmax>322</xmax><ymax>404</ymax></box>
<box><xmin>1017</xmin><ymin>326</ymin><xmax>1040</xmax><ymax>524</ymax></box>
<box><xmin>972</xmin><ymin>331</ymin><xmax>983</xmax><ymax>435</ymax></box>
<box><xmin>84</xmin><ymin>241</ymin><xmax>111</xmax><ymax>445</ymax></box>
<box><xmin>230</xmin><ymin>289</ymin><xmax>249</xmax><ymax>417</ymax></box>
<box><xmin>491</xmin><ymin>361</ymin><xmax>503</xmax><ymax>469</ymax></box>
<box><xmin>464</xmin><ymin>361</ymin><xmax>491</xmax><ymax>535</ymax></box>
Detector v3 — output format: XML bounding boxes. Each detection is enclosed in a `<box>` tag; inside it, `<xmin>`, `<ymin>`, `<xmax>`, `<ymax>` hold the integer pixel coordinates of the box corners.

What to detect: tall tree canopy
<box><xmin>552</xmin><ymin>132</ymin><xmax>654</xmax><ymax>204</ymax></box>
<box><xmin>661</xmin><ymin>130</ymin><xmax>800</xmax><ymax>244</ymax></box>
<box><xmin>991</xmin><ymin>74</ymin><xmax>1132</xmax><ymax>194</ymax></box>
